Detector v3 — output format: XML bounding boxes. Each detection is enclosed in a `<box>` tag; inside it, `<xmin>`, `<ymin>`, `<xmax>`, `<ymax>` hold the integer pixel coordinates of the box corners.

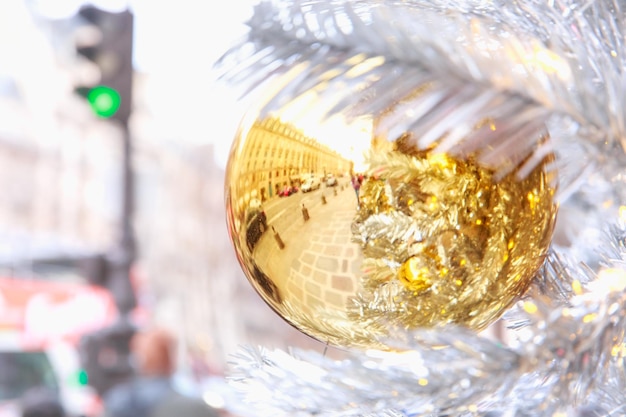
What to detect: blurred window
<box><xmin>0</xmin><ymin>351</ymin><xmax>59</xmax><ymax>401</ymax></box>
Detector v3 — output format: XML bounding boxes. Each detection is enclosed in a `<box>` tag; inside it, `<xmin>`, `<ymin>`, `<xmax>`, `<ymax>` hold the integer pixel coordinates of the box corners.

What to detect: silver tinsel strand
<box><xmin>216</xmin><ymin>1</ymin><xmax>626</xmax><ymax>416</ymax></box>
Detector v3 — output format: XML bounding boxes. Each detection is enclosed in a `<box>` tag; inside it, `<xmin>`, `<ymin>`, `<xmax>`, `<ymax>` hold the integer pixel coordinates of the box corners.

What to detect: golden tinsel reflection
<box><xmin>349</xmin><ymin>134</ymin><xmax>558</xmax><ymax>331</ymax></box>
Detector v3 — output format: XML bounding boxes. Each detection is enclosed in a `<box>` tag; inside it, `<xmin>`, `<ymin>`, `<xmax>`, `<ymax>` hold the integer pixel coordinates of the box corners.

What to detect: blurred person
<box><xmin>101</xmin><ymin>327</ymin><xmax>219</xmax><ymax>417</ymax></box>
<box><xmin>20</xmin><ymin>387</ymin><xmax>66</xmax><ymax>417</ymax></box>
<box><xmin>351</xmin><ymin>174</ymin><xmax>362</xmax><ymax>208</ymax></box>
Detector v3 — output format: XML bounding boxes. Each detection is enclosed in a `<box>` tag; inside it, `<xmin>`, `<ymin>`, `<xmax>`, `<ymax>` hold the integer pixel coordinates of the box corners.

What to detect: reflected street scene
<box><xmin>226</xmin><ymin>117</ymin><xmax>361</xmax><ymax>346</ymax></box>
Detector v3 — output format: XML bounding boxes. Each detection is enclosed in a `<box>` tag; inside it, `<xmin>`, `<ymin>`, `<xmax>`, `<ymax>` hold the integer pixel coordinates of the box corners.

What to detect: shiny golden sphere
<box><xmin>225</xmin><ymin>116</ymin><xmax>557</xmax><ymax>350</ymax></box>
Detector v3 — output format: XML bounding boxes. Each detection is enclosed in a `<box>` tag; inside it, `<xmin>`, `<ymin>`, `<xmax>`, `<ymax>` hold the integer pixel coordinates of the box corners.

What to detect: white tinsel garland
<box><xmin>215</xmin><ymin>0</ymin><xmax>626</xmax><ymax>416</ymax></box>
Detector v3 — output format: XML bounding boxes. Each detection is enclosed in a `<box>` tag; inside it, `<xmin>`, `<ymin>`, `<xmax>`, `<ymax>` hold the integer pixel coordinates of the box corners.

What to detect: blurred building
<box><xmin>0</xmin><ymin>7</ymin><xmax>123</xmax><ymax>266</ymax></box>
<box><xmin>0</xmin><ymin>4</ymin><xmax>326</xmax><ymax>380</ymax></box>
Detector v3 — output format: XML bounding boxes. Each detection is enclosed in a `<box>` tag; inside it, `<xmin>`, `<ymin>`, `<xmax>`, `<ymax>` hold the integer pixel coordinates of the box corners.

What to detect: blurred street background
<box><xmin>0</xmin><ymin>1</ymin><xmax>322</xmax><ymax>416</ymax></box>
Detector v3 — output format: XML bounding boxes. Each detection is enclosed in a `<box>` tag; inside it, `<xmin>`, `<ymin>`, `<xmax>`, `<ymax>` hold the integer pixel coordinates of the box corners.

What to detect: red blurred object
<box><xmin>278</xmin><ymin>185</ymin><xmax>298</xmax><ymax>197</ymax></box>
<box><xmin>0</xmin><ymin>277</ymin><xmax>118</xmax><ymax>349</ymax></box>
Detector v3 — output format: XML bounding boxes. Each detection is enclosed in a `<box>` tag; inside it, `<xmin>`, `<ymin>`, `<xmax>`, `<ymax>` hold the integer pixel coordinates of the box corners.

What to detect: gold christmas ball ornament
<box><xmin>225</xmin><ymin>104</ymin><xmax>558</xmax><ymax>351</ymax></box>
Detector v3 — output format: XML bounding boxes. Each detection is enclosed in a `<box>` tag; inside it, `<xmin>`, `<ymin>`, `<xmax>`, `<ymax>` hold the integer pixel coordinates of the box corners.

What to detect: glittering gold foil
<box><xmin>225</xmin><ymin>116</ymin><xmax>557</xmax><ymax>350</ymax></box>
<box><xmin>350</xmin><ymin>134</ymin><xmax>558</xmax><ymax>331</ymax></box>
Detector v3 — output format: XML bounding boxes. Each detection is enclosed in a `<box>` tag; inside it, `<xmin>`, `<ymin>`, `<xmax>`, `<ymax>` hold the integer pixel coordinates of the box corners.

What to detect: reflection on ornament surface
<box><xmin>225</xmin><ymin>116</ymin><xmax>557</xmax><ymax>350</ymax></box>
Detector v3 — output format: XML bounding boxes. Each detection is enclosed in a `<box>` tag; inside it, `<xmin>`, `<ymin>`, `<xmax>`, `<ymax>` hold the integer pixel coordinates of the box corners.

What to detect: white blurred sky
<box><xmin>130</xmin><ymin>0</ymin><xmax>257</xmax><ymax>168</ymax></box>
<box><xmin>24</xmin><ymin>0</ymin><xmax>256</xmax><ymax>72</ymax></box>
<box><xmin>130</xmin><ymin>0</ymin><xmax>370</xmax><ymax>168</ymax></box>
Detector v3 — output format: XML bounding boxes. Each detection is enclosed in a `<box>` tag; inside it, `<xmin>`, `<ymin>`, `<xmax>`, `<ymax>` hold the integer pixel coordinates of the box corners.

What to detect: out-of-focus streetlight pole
<box><xmin>74</xmin><ymin>6</ymin><xmax>137</xmax><ymax>315</ymax></box>
<box><xmin>107</xmin><ymin>11</ymin><xmax>137</xmax><ymax>316</ymax></box>
<box><xmin>74</xmin><ymin>6</ymin><xmax>138</xmax><ymax>396</ymax></box>
<box><xmin>107</xmin><ymin>120</ymin><xmax>137</xmax><ymax>316</ymax></box>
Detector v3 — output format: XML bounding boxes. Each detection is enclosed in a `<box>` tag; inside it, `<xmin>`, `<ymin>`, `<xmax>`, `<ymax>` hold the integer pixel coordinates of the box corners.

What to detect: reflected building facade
<box><xmin>234</xmin><ymin>117</ymin><xmax>352</xmax><ymax>208</ymax></box>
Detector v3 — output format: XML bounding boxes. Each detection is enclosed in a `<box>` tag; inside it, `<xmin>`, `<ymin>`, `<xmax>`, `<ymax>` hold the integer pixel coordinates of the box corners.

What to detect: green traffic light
<box><xmin>88</xmin><ymin>85</ymin><xmax>121</xmax><ymax>118</ymax></box>
<box><xmin>78</xmin><ymin>369</ymin><xmax>89</xmax><ymax>386</ymax></box>
<box><xmin>67</xmin><ymin>369</ymin><xmax>89</xmax><ymax>387</ymax></box>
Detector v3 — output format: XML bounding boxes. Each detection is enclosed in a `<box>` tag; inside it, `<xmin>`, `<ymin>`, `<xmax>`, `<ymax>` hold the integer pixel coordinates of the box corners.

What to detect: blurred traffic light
<box><xmin>66</xmin><ymin>368</ymin><xmax>90</xmax><ymax>388</ymax></box>
<box><xmin>79</xmin><ymin>318</ymin><xmax>136</xmax><ymax>396</ymax></box>
<box><xmin>74</xmin><ymin>6</ymin><xmax>133</xmax><ymax>122</ymax></box>
<box><xmin>77</xmin><ymin>369</ymin><xmax>89</xmax><ymax>386</ymax></box>
<box><xmin>72</xmin><ymin>5</ymin><xmax>138</xmax><ymax>317</ymax></box>
<box><xmin>88</xmin><ymin>85</ymin><xmax>122</xmax><ymax>118</ymax></box>
<box><xmin>78</xmin><ymin>253</ymin><xmax>137</xmax><ymax>314</ymax></box>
